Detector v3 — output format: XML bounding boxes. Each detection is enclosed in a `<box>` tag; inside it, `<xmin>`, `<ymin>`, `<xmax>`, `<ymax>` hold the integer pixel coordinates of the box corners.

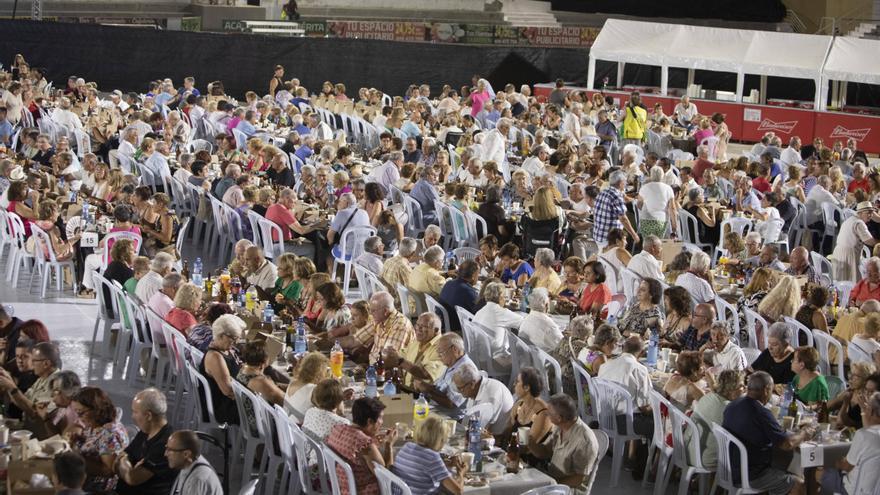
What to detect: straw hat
<box><xmin>856</xmin><ymin>201</ymin><xmax>875</xmax><ymax>213</ymax></box>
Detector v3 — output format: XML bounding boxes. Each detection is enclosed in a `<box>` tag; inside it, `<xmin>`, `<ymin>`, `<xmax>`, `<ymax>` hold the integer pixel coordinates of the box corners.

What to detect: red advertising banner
<box><xmin>814</xmin><ymin>112</ymin><xmax>880</xmax><ymax>154</ymax></box>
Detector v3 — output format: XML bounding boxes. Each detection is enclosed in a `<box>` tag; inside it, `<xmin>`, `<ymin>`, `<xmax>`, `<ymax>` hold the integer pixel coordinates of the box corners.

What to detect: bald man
<box><xmin>785</xmin><ymin>247</ymin><xmax>820</xmax><ymax>285</ymax></box>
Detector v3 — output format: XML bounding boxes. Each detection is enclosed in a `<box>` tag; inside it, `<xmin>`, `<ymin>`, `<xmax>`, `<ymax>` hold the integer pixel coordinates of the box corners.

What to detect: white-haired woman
<box><xmin>165</xmin><ymin>283</ymin><xmax>203</xmax><ymax>335</ymax></box>
<box><xmin>675</xmin><ymin>251</ymin><xmax>715</xmax><ymax>306</ymax></box>
<box><xmin>518</xmin><ymin>288</ymin><xmax>562</xmax><ymax>352</ymax></box>
<box><xmin>199</xmin><ymin>314</ymin><xmax>245</xmax><ymax>425</ymax></box>
<box><xmin>637</xmin><ymin>165</ymin><xmax>677</xmax><ymax>238</ymax></box>
<box><xmin>474</xmin><ymin>282</ymin><xmax>524</xmax><ymax>363</ymax></box>
<box><xmin>529</xmin><ymin>248</ymin><xmax>562</xmax><ymax>294</ymax></box>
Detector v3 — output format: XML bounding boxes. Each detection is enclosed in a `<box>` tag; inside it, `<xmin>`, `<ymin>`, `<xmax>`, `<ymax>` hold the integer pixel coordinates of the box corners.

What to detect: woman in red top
<box><xmin>324</xmin><ymin>397</ymin><xmax>396</xmax><ymax>495</ymax></box>
<box><xmin>579</xmin><ymin>260</ymin><xmax>612</xmax><ymax>319</ymax></box>
<box><xmin>751</xmin><ymin>162</ymin><xmax>772</xmax><ymax>194</ymax></box>
<box><xmin>165</xmin><ymin>283</ymin><xmax>203</xmax><ymax>335</ymax></box>
<box><xmin>5</xmin><ymin>181</ymin><xmax>37</xmax><ymax>238</ymax></box>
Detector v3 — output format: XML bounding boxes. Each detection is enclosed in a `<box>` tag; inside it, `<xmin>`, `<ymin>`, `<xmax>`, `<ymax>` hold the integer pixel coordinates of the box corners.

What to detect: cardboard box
<box><xmin>7</xmin><ymin>459</ymin><xmax>55</xmax><ymax>495</ymax></box>
<box><xmin>380</xmin><ymin>394</ymin><xmax>414</xmax><ymax>427</ymax></box>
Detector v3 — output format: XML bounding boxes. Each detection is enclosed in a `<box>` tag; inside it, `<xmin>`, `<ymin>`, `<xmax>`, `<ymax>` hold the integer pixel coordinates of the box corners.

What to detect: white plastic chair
<box><xmin>322</xmin><ymin>445</ymin><xmax>357</xmax><ymax>495</ymax></box>
<box><xmin>742</xmin><ymin>347</ymin><xmax>761</xmax><ymax>366</ymax></box>
<box><xmin>781</xmin><ymin>316</ymin><xmax>814</xmax><ymax>347</ymax></box>
<box><xmin>833</xmin><ymin>281</ymin><xmax>855</xmax><ymax>308</ymax></box>
<box><xmin>230</xmin><ymin>381</ymin><xmax>268</xmax><ymax>489</ymax></box>
<box><xmin>256</xmin><ymin>215</ymin><xmax>286</xmax><ymax>260</ymax></box>
<box><xmin>714</xmin><ymin>297</ymin><xmax>741</xmax><ymax>345</ymax></box>
<box><xmin>289</xmin><ymin>419</ymin><xmax>329</xmax><ymax>495</ymax></box>
<box><xmin>232</xmin><ymin>128</ymin><xmax>248</xmax><ymax>150</ymax></box>
<box><xmin>331</xmin><ymin>225</ymin><xmax>376</xmax><ymax>297</ymax></box>
<box><xmin>644</xmin><ymin>390</ymin><xmax>673</xmax><ymax>494</ymax></box>
<box><xmin>400</xmin><ymin>194</ymin><xmax>426</xmax><ymax>238</ymax></box>
<box><xmin>571</xmin><ymin>359</ymin><xmax>595</xmax><ymax>424</ymax></box>
<box><xmin>30</xmin><ymin>224</ymin><xmax>75</xmax><ymax>298</ymax></box>
<box><xmin>713</xmin><ymin>217</ymin><xmax>752</xmax><ymax>266</ymax></box>
<box><xmin>620</xmin><ymin>267</ymin><xmax>642</xmax><ymax>304</ymax></box>
<box><xmin>852</xmin><ymin>453</ymin><xmax>880</xmax><ymax>495</ymax></box>
<box><xmin>811</xmin><ymin>329</ymin><xmax>845</xmax><ymax>382</ymax></box>
<box><xmin>452</xmin><ymin>247</ymin><xmax>480</xmax><ymax>264</ymax></box>
<box><xmin>668</xmin><ymin>405</ymin><xmax>712</xmax><ymax>495</ymax></box>
<box><xmin>810</xmin><ymin>250</ymin><xmax>833</xmax><ymax>282</ymax></box>
<box><xmin>4</xmin><ymin>211</ymin><xmax>36</xmax><ymax>287</ymax></box>
<box><xmin>592</xmin><ymin>378</ymin><xmax>643</xmax><ymax>487</ymax></box>
<box><xmin>373</xmin><ymin>462</ymin><xmax>412</xmax><ymax>495</ymax></box>
<box><xmin>677</xmin><ymin>209</ymin><xmax>713</xmax><ymax>252</ymax></box>
<box><xmin>424</xmin><ymin>293</ymin><xmax>451</xmax><ymax>333</ymax></box>
<box><xmin>742</xmin><ymin>308</ymin><xmax>768</xmax><ymax>350</ymax></box>
<box><xmin>459</xmin><ymin>321</ymin><xmax>508</xmax><ymax>384</ymax></box>
<box><xmin>849</xmin><ymin>340</ymin><xmax>874</xmax><ymax>364</ymax></box>
<box><xmin>90</xmin><ymin>272</ymin><xmax>121</xmax><ymax>362</ymax></box>
<box><xmin>529</xmin><ymin>346</ymin><xmax>563</xmax><ymax>399</ymax></box>
<box><xmin>710</xmin><ymin>424</ymin><xmax>762</xmax><ymax>494</ymax></box>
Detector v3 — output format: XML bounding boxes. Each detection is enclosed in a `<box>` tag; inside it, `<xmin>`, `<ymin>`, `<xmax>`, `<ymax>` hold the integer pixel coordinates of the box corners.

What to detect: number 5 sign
<box><xmin>801</xmin><ymin>442</ymin><xmax>824</xmax><ymax>468</ymax></box>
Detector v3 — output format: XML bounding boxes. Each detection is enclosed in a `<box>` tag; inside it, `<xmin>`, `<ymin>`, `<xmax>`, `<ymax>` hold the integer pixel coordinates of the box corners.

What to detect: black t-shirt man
<box><xmin>266</xmin><ymin>165</ymin><xmax>296</xmax><ymax>188</ymax></box>
<box><xmin>115</xmin><ymin>423</ymin><xmax>178</xmax><ymax>495</ymax></box>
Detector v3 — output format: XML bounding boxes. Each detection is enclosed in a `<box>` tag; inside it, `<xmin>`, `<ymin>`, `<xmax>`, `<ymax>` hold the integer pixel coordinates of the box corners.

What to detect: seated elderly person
<box><xmin>354</xmin><ymin>236</ymin><xmax>384</xmax><ymax>276</ymax></box>
<box><xmin>722</xmin><ymin>371</ymin><xmax>815</xmax><ymax>495</ymax></box>
<box><xmin>113</xmin><ymin>388</ymin><xmax>176</xmax><ymax>495</ymax></box>
<box><xmin>785</xmin><ymin>247</ymin><xmax>821</xmax><ymax>285</ymax></box>
<box><xmin>690</xmin><ymin>370</ymin><xmax>745</xmax><ymax>470</ymax></box>
<box><xmin>618</xmin><ymin>278</ymin><xmax>665</xmax><ymax>338</ymax></box>
<box><xmin>627</xmin><ymin>235</ymin><xmax>664</xmax><ymax>281</ymax></box>
<box><xmin>526</xmin><ymin>394</ymin><xmax>599</xmax><ymax>494</ymax></box>
<box><xmin>147</xmin><ymin>273</ymin><xmax>183</xmax><ymax>319</ymax></box>
<box><xmin>243</xmin><ymin>245</ymin><xmax>278</xmax><ymax>291</ymax></box>
<box><xmin>0</xmin><ymin>342</ymin><xmax>62</xmax><ymax>438</ymax></box>
<box><xmin>383</xmin><ymin>312</ymin><xmax>446</xmax><ymax>390</ymax></box>
<box><xmin>408</xmin><ymin>245</ymin><xmax>447</xmax><ymax>299</ymax></box>
<box><xmin>821</xmin><ymin>391</ymin><xmax>880</xmax><ymax>495</ymax></box>
<box><xmin>473</xmin><ymin>282</ymin><xmax>524</xmax><ymax>366</ymax></box>
<box><xmin>747</xmin><ymin>244</ymin><xmax>787</xmax><ymax>273</ymax></box>
<box><xmin>165</xmin><ymin>283</ymin><xmax>203</xmax><ymax>335</ymax></box>
<box><xmin>454</xmin><ymin>363</ymin><xmax>514</xmax><ymax>436</ymax></box>
<box><xmin>365</xmin><ymin>292</ymin><xmax>415</xmax><ymax>364</ymax></box>
<box><xmin>851</xmin><ymin>257</ymin><xmax>880</xmax><ymax>307</ymax></box>
<box><xmin>200</xmin><ymin>314</ymin><xmax>246</xmax><ymax>425</ymax></box>
<box><xmin>750</xmin><ymin>322</ymin><xmax>796</xmax><ymax>385</ymax></box>
<box><xmin>392</xmin><ymin>415</ymin><xmax>466</xmax><ymax>495</ymax></box>
<box><xmin>414</xmin><ymin>333</ymin><xmax>476</xmax><ymax>413</ymax></box>
<box><xmin>135</xmin><ymin>252</ymin><xmax>175</xmax><ymax>303</ymax></box>
<box><xmin>674</xmin><ymin>251</ymin><xmax>715</xmax><ymax>306</ymax></box>
<box><xmin>677</xmin><ymin>303</ymin><xmax>716</xmax><ymax>351</ymax></box>
<box><xmin>704</xmin><ymin>321</ymin><xmax>746</xmax><ymax>372</ymax></box>
<box><xmin>228</xmin><ymin>239</ymin><xmax>254</xmax><ymax>278</ymax></box>
<box><xmin>440</xmin><ymin>260</ymin><xmax>480</xmax><ymax>332</ymax></box>
<box><xmin>833</xmin><ymin>299</ymin><xmax>880</xmax><ymax>345</ymax></box>
<box><xmin>518</xmin><ymin>288</ymin><xmax>563</xmax><ymax>353</ymax></box>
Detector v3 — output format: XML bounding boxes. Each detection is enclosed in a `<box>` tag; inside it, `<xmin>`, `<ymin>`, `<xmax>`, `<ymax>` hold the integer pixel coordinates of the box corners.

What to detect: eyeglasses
<box><xmin>31</xmin><ymin>358</ymin><xmax>49</xmax><ymax>363</ymax></box>
<box><xmin>165</xmin><ymin>446</ymin><xmax>188</xmax><ymax>452</ymax></box>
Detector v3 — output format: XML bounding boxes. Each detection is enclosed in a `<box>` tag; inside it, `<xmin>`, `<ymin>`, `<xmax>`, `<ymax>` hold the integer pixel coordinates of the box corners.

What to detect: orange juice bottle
<box><xmin>330</xmin><ymin>340</ymin><xmax>344</xmax><ymax>378</ymax></box>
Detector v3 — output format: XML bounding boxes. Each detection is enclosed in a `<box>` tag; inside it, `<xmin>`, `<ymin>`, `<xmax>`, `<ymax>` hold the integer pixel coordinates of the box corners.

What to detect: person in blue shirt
<box><xmin>721</xmin><ymin>371</ymin><xmax>815</xmax><ymax>495</ymax></box>
<box><xmin>294</xmin><ymin>135</ymin><xmax>314</xmax><ymax>164</ymax></box>
<box><xmin>413</xmin><ymin>333</ymin><xmax>475</xmax><ymax>413</ymax></box>
<box><xmin>498</xmin><ymin>242</ymin><xmax>533</xmax><ymax>287</ymax></box>
<box><xmin>760</xmin><ymin>152</ymin><xmax>784</xmax><ymax>181</ymax></box>
<box><xmin>439</xmin><ymin>260</ymin><xmax>480</xmax><ymax>332</ymax></box>
<box><xmin>291</xmin><ymin>113</ymin><xmax>310</xmax><ymax>136</ymax></box>
<box><xmin>0</xmin><ymin>107</ymin><xmax>13</xmax><ymax>146</ymax></box>
<box><xmin>235</xmin><ymin>110</ymin><xmax>257</xmax><ymax>138</ymax></box>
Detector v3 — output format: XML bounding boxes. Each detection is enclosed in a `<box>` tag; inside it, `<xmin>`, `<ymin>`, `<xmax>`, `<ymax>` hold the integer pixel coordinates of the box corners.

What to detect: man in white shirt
<box><xmin>597</xmin><ymin>336</ymin><xmax>654</xmax><ymax>468</ymax></box>
<box><xmin>353</xmin><ymin>236</ymin><xmax>385</xmax><ymax>276</ymax></box>
<box><xmin>454</xmin><ymin>363</ymin><xmax>514</xmax><ymax>435</ymax></box>
<box><xmin>521</xmin><ymin>145</ymin><xmax>549</xmax><ymax>179</ymax></box>
<box><xmin>369</xmin><ymin>151</ymin><xmax>403</xmax><ymax>193</ymax></box>
<box><xmin>52</xmin><ymin>97</ymin><xmax>84</xmax><ymax>131</ymax></box>
<box><xmin>243</xmin><ymin>246</ymin><xmax>278</xmax><ymax>291</ymax></box>
<box><xmin>805</xmin><ymin>175</ymin><xmax>841</xmax><ymax>227</ymax></box>
<box><xmin>659</xmin><ymin>157</ymin><xmax>681</xmax><ymax>188</ymax></box>
<box><xmin>167</xmin><ymin>430</ymin><xmax>223</xmax><ymax>495</ymax></box>
<box><xmin>143</xmin><ymin>141</ymin><xmax>172</xmax><ymax>187</ymax></box>
<box><xmin>673</xmin><ymin>96</ymin><xmax>698</xmax><ymax>127</ymax></box>
<box><xmin>566</xmin><ymin>183</ymin><xmax>591</xmax><ymax>214</ymax></box>
<box><xmin>473</xmin><ymin>282</ymin><xmax>523</xmax><ymax>366</ymax></box>
<box><xmin>328</xmin><ymin>192</ymin><xmax>371</xmax><ymax>257</ymax></box>
<box><xmin>780</xmin><ymin>136</ymin><xmax>802</xmax><ymax>166</ymax></box>
<box><xmin>457</xmin><ymin>157</ymin><xmax>487</xmax><ymax>187</ymax></box>
<box><xmin>481</xmin><ymin>118</ymin><xmax>510</xmax><ymax>181</ymax></box>
<box><xmin>706</xmin><ymin>321</ymin><xmax>746</xmax><ymax>371</ymax></box>
<box><xmin>562</xmin><ymin>102</ymin><xmax>584</xmax><ymax>143</ymax></box>
<box><xmin>135</xmin><ymin>253</ymin><xmax>175</xmax><ymax>303</ymax></box>
<box><xmin>821</xmin><ymin>391</ymin><xmax>880</xmax><ymax>495</ymax></box>
<box><xmin>627</xmin><ymin>235</ymin><xmax>664</xmax><ymax>281</ymax></box>
<box><xmin>675</xmin><ymin>251</ymin><xmax>715</xmax><ymax>306</ymax></box>
<box><xmin>518</xmin><ymin>288</ymin><xmax>563</xmax><ymax>353</ymax></box>
<box><xmin>147</xmin><ymin>273</ymin><xmax>183</xmax><ymax>318</ymax></box>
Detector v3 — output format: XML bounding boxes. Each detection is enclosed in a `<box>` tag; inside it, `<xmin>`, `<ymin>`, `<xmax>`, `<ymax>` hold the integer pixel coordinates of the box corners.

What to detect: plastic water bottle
<box><xmin>520</xmin><ymin>283</ymin><xmax>530</xmax><ymax>312</ymax></box>
<box><xmin>365</xmin><ymin>366</ymin><xmax>377</xmax><ymax>398</ymax></box>
<box><xmin>262</xmin><ymin>305</ymin><xmax>274</xmax><ymax>324</ymax></box>
<box><xmin>191</xmin><ymin>258</ymin><xmax>203</xmax><ymax>287</ymax></box>
<box><xmin>294</xmin><ymin>317</ymin><xmax>307</xmax><ymax>356</ymax></box>
<box><xmin>780</xmin><ymin>385</ymin><xmax>793</xmax><ymax>419</ymax></box>
<box><xmin>81</xmin><ymin>200</ymin><xmax>90</xmax><ymax>224</ymax></box>
<box><xmin>245</xmin><ymin>286</ymin><xmax>258</xmax><ymax>312</ymax></box>
<box><xmin>607</xmin><ymin>314</ymin><xmax>617</xmax><ymax>326</ymax></box>
<box><xmin>383</xmin><ymin>378</ymin><xmax>397</xmax><ymax>396</ymax></box>
<box><xmin>467</xmin><ymin>412</ymin><xmax>483</xmax><ymax>472</ymax></box>
<box><xmin>69</xmin><ymin>189</ymin><xmax>77</xmax><ymax>203</ymax></box>
<box><xmin>413</xmin><ymin>394</ymin><xmax>430</xmax><ymax>423</ymax></box>
<box><xmin>330</xmin><ymin>341</ymin><xmax>344</xmax><ymax>378</ymax></box>
<box><xmin>646</xmin><ymin>329</ymin><xmax>659</xmax><ymax>368</ymax></box>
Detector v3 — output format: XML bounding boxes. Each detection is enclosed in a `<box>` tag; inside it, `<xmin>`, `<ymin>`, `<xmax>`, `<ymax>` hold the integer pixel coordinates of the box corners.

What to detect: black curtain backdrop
<box><xmin>550</xmin><ymin>0</ymin><xmax>786</xmax><ymax>22</ymax></box>
<box><xmin>0</xmin><ymin>20</ymin><xmax>589</xmax><ymax>99</ymax></box>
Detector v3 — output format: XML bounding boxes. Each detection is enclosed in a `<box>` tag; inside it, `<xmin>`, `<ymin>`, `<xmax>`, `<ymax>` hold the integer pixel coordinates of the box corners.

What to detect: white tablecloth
<box><xmin>463</xmin><ymin>461</ymin><xmax>556</xmax><ymax>495</ymax></box>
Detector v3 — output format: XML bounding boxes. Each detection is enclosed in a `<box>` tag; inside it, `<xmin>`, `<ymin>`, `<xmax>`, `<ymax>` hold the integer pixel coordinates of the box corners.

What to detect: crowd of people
<box><xmin>1</xmin><ymin>51</ymin><xmax>880</xmax><ymax>495</ymax></box>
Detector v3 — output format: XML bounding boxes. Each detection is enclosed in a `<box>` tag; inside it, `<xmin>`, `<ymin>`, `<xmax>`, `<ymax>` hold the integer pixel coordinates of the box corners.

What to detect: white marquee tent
<box><xmin>587</xmin><ymin>19</ymin><xmax>841</xmax><ymax>109</ymax></box>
